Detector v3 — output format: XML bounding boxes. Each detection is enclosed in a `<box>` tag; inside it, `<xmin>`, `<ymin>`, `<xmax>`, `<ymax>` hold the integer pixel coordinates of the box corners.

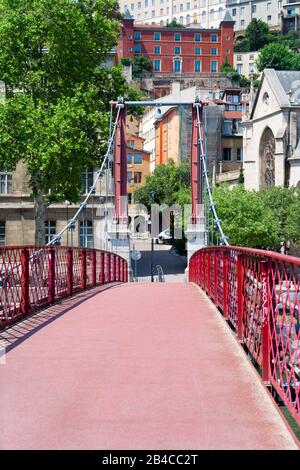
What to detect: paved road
<box><xmin>0</xmin><ymin>283</ymin><xmax>298</xmax><ymax>449</ymax></box>
<box><xmin>131</xmin><ymin>239</ymin><xmax>187</xmax><ymax>282</ymax></box>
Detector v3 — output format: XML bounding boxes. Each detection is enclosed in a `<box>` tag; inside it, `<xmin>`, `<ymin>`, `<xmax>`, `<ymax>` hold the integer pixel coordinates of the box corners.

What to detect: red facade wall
<box><xmin>117</xmin><ymin>18</ymin><xmax>234</xmax><ymax>74</ymax></box>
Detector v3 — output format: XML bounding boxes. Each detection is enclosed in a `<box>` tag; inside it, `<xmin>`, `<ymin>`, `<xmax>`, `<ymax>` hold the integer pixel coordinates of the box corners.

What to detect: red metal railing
<box><xmin>189</xmin><ymin>246</ymin><xmax>300</xmax><ymax>425</ymax></box>
<box><xmin>0</xmin><ymin>246</ymin><xmax>128</xmax><ymax>331</ymax></box>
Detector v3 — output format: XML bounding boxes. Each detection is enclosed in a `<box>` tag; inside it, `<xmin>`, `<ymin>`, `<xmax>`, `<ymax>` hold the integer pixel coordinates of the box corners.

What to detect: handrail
<box><xmin>0</xmin><ymin>245</ymin><xmax>128</xmax><ymax>331</ymax></box>
<box><xmin>189</xmin><ymin>246</ymin><xmax>300</xmax><ymax>426</ymax></box>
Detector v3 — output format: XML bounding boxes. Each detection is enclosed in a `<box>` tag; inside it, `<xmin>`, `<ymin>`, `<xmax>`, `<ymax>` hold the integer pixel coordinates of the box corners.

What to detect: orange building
<box><xmin>154</xmin><ymin>107</ymin><xmax>181</xmax><ymax>166</ymax></box>
<box><xmin>126</xmin><ymin>133</ymin><xmax>151</xmax><ymax>204</ymax></box>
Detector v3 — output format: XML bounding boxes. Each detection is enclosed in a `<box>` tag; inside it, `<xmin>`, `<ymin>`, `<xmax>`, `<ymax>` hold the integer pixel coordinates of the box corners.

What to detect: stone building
<box><xmin>0</xmin><ymin>161</ymin><xmax>115</xmax><ymax>249</ymax></box>
<box><xmin>243</xmin><ymin>68</ymin><xmax>300</xmax><ymax>190</ymax></box>
<box><xmin>234</xmin><ymin>51</ymin><xmax>260</xmax><ymax>78</ymax></box>
<box><xmin>118</xmin><ymin>0</ymin><xmax>227</xmax><ymax>29</ymax></box>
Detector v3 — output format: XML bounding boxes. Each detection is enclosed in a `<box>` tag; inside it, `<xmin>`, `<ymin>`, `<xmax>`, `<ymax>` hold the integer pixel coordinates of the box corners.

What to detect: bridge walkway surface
<box><xmin>0</xmin><ymin>283</ymin><xmax>298</xmax><ymax>450</ymax></box>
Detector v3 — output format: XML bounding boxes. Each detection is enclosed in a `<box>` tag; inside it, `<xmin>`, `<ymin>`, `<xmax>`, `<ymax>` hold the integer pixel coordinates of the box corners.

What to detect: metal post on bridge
<box><xmin>261</xmin><ymin>260</ymin><xmax>271</xmax><ymax>383</ymax></box>
<box><xmin>21</xmin><ymin>248</ymin><xmax>30</xmax><ymax>317</ymax></box>
<box><xmin>67</xmin><ymin>248</ymin><xmax>73</xmax><ymax>296</ymax></box>
<box><xmin>48</xmin><ymin>248</ymin><xmax>56</xmax><ymax>304</ymax></box>
<box><xmin>237</xmin><ymin>254</ymin><xmax>244</xmax><ymax>341</ymax></box>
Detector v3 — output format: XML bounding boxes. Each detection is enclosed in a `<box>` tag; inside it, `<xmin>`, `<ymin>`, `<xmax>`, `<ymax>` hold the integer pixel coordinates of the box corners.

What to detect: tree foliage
<box><xmin>258</xmin><ymin>186</ymin><xmax>300</xmax><ymax>247</ymax></box>
<box><xmin>134</xmin><ymin>160</ymin><xmax>190</xmax><ymax>209</ymax></box>
<box><xmin>0</xmin><ymin>0</ymin><xmax>143</xmax><ymax>243</ymax></box>
<box><xmin>132</xmin><ymin>56</ymin><xmax>152</xmax><ymax>79</ymax></box>
<box><xmin>245</xmin><ymin>18</ymin><xmax>269</xmax><ymax>51</ymax></box>
<box><xmin>256</xmin><ymin>42</ymin><xmax>300</xmax><ymax>71</ymax></box>
<box><xmin>234</xmin><ymin>19</ymin><xmax>270</xmax><ymax>52</ymax></box>
<box><xmin>213</xmin><ymin>185</ymin><xmax>280</xmax><ymax>249</ymax></box>
<box><xmin>166</xmin><ymin>19</ymin><xmax>184</xmax><ymax>28</ymax></box>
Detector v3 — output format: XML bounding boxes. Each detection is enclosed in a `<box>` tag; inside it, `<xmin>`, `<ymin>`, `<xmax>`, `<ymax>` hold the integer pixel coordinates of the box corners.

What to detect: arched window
<box><xmin>210</xmin><ymin>9</ymin><xmax>215</xmax><ymax>20</ymax></box>
<box><xmin>218</xmin><ymin>7</ymin><xmax>223</xmax><ymax>18</ymax></box>
<box><xmin>186</xmin><ymin>14</ymin><xmax>191</xmax><ymax>24</ymax></box>
<box><xmin>259</xmin><ymin>127</ymin><xmax>275</xmax><ymax>188</ymax></box>
<box><xmin>180</xmin><ymin>16</ymin><xmax>184</xmax><ymax>24</ymax></box>
<box><xmin>160</xmin><ymin>20</ymin><xmax>164</xmax><ymax>25</ymax></box>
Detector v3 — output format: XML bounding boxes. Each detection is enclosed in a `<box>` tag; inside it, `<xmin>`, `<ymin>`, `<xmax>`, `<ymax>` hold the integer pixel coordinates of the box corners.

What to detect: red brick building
<box><xmin>117</xmin><ymin>10</ymin><xmax>235</xmax><ymax>75</ymax></box>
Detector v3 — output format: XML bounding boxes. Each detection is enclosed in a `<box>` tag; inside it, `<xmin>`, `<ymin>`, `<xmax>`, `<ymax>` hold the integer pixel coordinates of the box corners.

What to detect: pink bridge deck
<box><xmin>0</xmin><ymin>283</ymin><xmax>298</xmax><ymax>450</ymax></box>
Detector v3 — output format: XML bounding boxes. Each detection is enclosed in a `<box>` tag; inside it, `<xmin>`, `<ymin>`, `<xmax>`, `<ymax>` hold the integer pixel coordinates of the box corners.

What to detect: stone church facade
<box><xmin>243</xmin><ymin>69</ymin><xmax>300</xmax><ymax>191</ymax></box>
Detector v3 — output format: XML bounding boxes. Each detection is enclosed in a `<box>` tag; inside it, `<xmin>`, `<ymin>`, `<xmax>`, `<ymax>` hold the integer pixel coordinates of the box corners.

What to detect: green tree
<box><xmin>256</xmin><ymin>43</ymin><xmax>300</xmax><ymax>71</ymax></box>
<box><xmin>286</xmin><ymin>199</ymin><xmax>300</xmax><ymax>245</ymax></box>
<box><xmin>221</xmin><ymin>59</ymin><xmax>234</xmax><ymax>73</ymax></box>
<box><xmin>245</xmin><ymin>18</ymin><xmax>269</xmax><ymax>51</ymax></box>
<box><xmin>234</xmin><ymin>19</ymin><xmax>269</xmax><ymax>52</ymax></box>
<box><xmin>134</xmin><ymin>160</ymin><xmax>190</xmax><ymax>209</ymax></box>
<box><xmin>213</xmin><ymin>185</ymin><xmax>280</xmax><ymax>248</ymax></box>
<box><xmin>132</xmin><ymin>56</ymin><xmax>152</xmax><ymax>79</ymax></box>
<box><xmin>0</xmin><ymin>0</ymin><xmax>140</xmax><ymax>244</ymax></box>
<box><xmin>259</xmin><ymin>186</ymin><xmax>300</xmax><ymax>249</ymax></box>
<box><xmin>166</xmin><ymin>19</ymin><xmax>184</xmax><ymax>28</ymax></box>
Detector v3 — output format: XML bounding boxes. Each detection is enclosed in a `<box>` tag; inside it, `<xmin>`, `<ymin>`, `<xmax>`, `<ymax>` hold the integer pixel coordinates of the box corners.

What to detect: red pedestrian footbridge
<box><xmin>0</xmin><ymin>245</ymin><xmax>299</xmax><ymax>449</ymax></box>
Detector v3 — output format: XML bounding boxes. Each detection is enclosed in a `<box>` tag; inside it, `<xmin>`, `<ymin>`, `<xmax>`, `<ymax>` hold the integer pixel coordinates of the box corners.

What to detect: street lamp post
<box><xmin>150</xmin><ymin>191</ymin><xmax>156</xmax><ymax>283</ymax></box>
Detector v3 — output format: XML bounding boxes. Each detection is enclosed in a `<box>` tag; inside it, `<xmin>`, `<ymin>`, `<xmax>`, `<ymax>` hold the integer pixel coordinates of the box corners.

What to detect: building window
<box><xmin>195</xmin><ymin>47</ymin><xmax>201</xmax><ymax>55</ymax></box>
<box><xmin>82</xmin><ymin>168</ymin><xmax>94</xmax><ymax>194</ymax></box>
<box><xmin>249</xmin><ymin>62</ymin><xmax>254</xmax><ymax>73</ymax></box>
<box><xmin>267</xmin><ymin>15</ymin><xmax>271</xmax><ymax>21</ymax></box>
<box><xmin>232</xmin><ymin>8</ymin><xmax>236</xmax><ymax>16</ymax></box>
<box><xmin>252</xmin><ymin>4</ymin><xmax>256</xmax><ymax>12</ymax></box>
<box><xmin>223</xmin><ymin>120</ymin><xmax>232</xmax><ymax>135</ymax></box>
<box><xmin>240</xmin><ymin>6</ymin><xmax>245</xmax><ymax>16</ymax></box>
<box><xmin>211</xmin><ymin>34</ymin><xmax>217</xmax><ymax>42</ymax></box>
<box><xmin>127</xmin><ymin>153</ymin><xmax>133</xmax><ymax>164</ymax></box>
<box><xmin>223</xmin><ymin>148</ymin><xmax>232</xmax><ymax>161</ymax></box>
<box><xmin>127</xmin><ymin>140</ymin><xmax>135</xmax><ymax>148</ymax></box>
<box><xmin>174</xmin><ymin>33</ymin><xmax>181</xmax><ymax>41</ymax></box>
<box><xmin>210</xmin><ymin>60</ymin><xmax>217</xmax><ymax>72</ymax></box>
<box><xmin>153</xmin><ymin>59</ymin><xmax>161</xmax><ymax>71</ymax></box>
<box><xmin>241</xmin><ymin>19</ymin><xmax>245</xmax><ymax>26</ymax></box>
<box><xmin>173</xmin><ymin>58</ymin><xmax>182</xmax><ymax>73</ymax></box>
<box><xmin>128</xmin><ymin>193</ymin><xmax>132</xmax><ymax>204</ymax></box>
<box><xmin>45</xmin><ymin>220</ymin><xmax>56</xmax><ymax>245</ymax></box>
<box><xmin>211</xmin><ymin>47</ymin><xmax>217</xmax><ymax>55</ymax></box>
<box><xmin>195</xmin><ymin>33</ymin><xmax>201</xmax><ymax>41</ymax></box>
<box><xmin>195</xmin><ymin>60</ymin><xmax>202</xmax><ymax>72</ymax></box>
<box><xmin>79</xmin><ymin>220</ymin><xmax>93</xmax><ymax>248</ymax></box>
<box><xmin>134</xmin><ymin>44</ymin><xmax>141</xmax><ymax>54</ymax></box>
<box><xmin>0</xmin><ymin>173</ymin><xmax>12</xmax><ymax>194</ymax></box>
<box><xmin>134</xmin><ymin>172</ymin><xmax>142</xmax><ymax>183</ymax></box>
<box><xmin>0</xmin><ymin>221</ymin><xmax>5</xmax><ymax>245</ymax></box>
<box><xmin>134</xmin><ymin>153</ymin><xmax>143</xmax><ymax>164</ymax></box>
<box><xmin>154</xmin><ymin>45</ymin><xmax>161</xmax><ymax>54</ymax></box>
<box><xmin>267</xmin><ymin>2</ymin><xmax>271</xmax><ymax>10</ymax></box>
<box><xmin>154</xmin><ymin>32</ymin><xmax>161</xmax><ymax>41</ymax></box>
<box><xmin>134</xmin><ymin>32</ymin><xmax>141</xmax><ymax>40</ymax></box>
<box><xmin>174</xmin><ymin>46</ymin><xmax>181</xmax><ymax>54</ymax></box>
<box><xmin>237</xmin><ymin>148</ymin><xmax>243</xmax><ymax>161</ymax></box>
<box><xmin>127</xmin><ymin>171</ymin><xmax>132</xmax><ymax>183</ymax></box>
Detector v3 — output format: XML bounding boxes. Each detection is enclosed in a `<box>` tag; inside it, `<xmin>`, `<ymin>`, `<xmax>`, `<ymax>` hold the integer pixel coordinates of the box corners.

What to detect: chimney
<box><xmin>171</xmin><ymin>81</ymin><xmax>181</xmax><ymax>96</ymax></box>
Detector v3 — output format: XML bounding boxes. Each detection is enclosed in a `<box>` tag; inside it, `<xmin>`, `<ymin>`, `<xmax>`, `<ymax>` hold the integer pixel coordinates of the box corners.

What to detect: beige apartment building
<box><xmin>234</xmin><ymin>51</ymin><xmax>259</xmax><ymax>77</ymax></box>
<box><xmin>118</xmin><ymin>0</ymin><xmax>286</xmax><ymax>33</ymax></box>
<box><xmin>118</xmin><ymin>0</ymin><xmax>227</xmax><ymax>28</ymax></box>
<box><xmin>0</xmin><ymin>162</ymin><xmax>115</xmax><ymax>249</ymax></box>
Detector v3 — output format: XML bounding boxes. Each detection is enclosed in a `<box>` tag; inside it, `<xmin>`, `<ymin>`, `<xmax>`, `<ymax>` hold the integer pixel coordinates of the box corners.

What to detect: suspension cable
<box><xmin>46</xmin><ymin>103</ymin><xmax>122</xmax><ymax>246</ymax></box>
<box><xmin>195</xmin><ymin>102</ymin><xmax>229</xmax><ymax>247</ymax></box>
